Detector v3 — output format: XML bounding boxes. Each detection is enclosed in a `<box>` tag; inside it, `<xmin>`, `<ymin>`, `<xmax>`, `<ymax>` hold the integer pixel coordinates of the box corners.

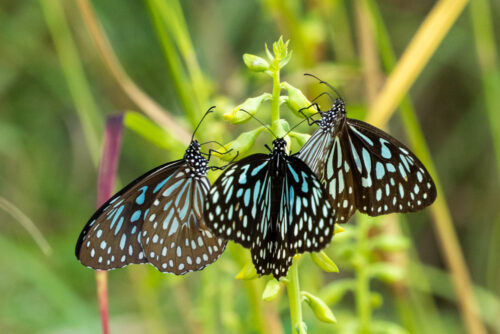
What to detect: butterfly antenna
<box><xmin>304</xmin><ymin>73</ymin><xmax>344</xmax><ymax>101</ymax></box>
<box><xmin>240</xmin><ymin>109</ymin><xmax>278</xmax><ymax>139</ymax></box>
<box><xmin>191</xmin><ymin>106</ymin><xmax>216</xmax><ymax>142</ymax></box>
<box><xmin>284</xmin><ymin>113</ymin><xmax>317</xmax><ymax>137</ymax></box>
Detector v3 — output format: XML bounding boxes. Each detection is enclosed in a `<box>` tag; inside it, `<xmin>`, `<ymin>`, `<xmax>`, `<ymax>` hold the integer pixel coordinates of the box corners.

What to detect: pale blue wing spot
<box><xmin>251</xmin><ymin>162</ymin><xmax>267</xmax><ymax>176</ymax></box>
<box><xmin>153</xmin><ymin>174</ymin><xmax>174</xmax><ymax>193</ymax></box>
<box><xmin>244</xmin><ymin>188</ymin><xmax>251</xmax><ymax>206</ymax></box>
<box><xmin>110</xmin><ymin>205</ymin><xmax>124</xmax><ymax>229</ymax></box>
<box><xmin>398</xmin><ymin>163</ymin><xmax>407</xmax><ymax>180</ymax></box>
<box><xmin>349</xmin><ymin>137</ymin><xmax>363</xmax><ymax>173</ymax></box>
<box><xmin>131</xmin><ymin>210</ymin><xmax>141</xmax><ymax>223</ymax></box>
<box><xmin>163</xmin><ymin>179</ymin><xmax>183</xmax><ymax>197</ymax></box>
<box><xmin>175</xmin><ymin>181</ymin><xmax>191</xmax><ymax>207</ymax></box>
<box><xmin>380</xmin><ymin>138</ymin><xmax>392</xmax><ymax>159</ymax></box>
<box><xmin>114</xmin><ymin>217</ymin><xmax>124</xmax><ymax>236</ymax></box>
<box><xmin>119</xmin><ymin>234</ymin><xmax>127</xmax><ymax>250</ymax></box>
<box><xmin>287</xmin><ymin>165</ymin><xmax>300</xmax><ymax>182</ymax></box>
<box><xmin>350</xmin><ymin>125</ymin><xmax>374</xmax><ymax>146</ymax></box>
<box><xmin>386</xmin><ymin>163</ymin><xmax>396</xmax><ymax>173</ymax></box>
<box><xmin>375</xmin><ymin>162</ymin><xmax>385</xmax><ymax>180</ymax></box>
<box><xmin>300</xmin><ymin>171</ymin><xmax>309</xmax><ymax>193</ymax></box>
<box><xmin>136</xmin><ymin>186</ymin><xmax>148</xmax><ymax>205</ymax></box>
<box><xmin>361</xmin><ymin>148</ymin><xmax>372</xmax><ymax>174</ymax></box>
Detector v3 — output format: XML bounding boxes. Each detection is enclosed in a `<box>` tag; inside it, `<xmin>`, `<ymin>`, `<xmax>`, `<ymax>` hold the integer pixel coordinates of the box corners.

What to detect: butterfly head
<box><xmin>320</xmin><ymin>98</ymin><xmax>346</xmax><ymax>131</ymax></box>
<box><xmin>184</xmin><ymin>140</ymin><xmax>208</xmax><ymax>177</ymax></box>
<box><xmin>271</xmin><ymin>138</ymin><xmax>287</xmax><ymax>155</ymax></box>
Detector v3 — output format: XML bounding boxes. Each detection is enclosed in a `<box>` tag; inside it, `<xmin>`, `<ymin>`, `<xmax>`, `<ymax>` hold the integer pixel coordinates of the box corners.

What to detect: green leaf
<box><xmin>262</xmin><ymin>278</ymin><xmax>281</xmax><ymax>301</ymax></box>
<box><xmin>223</xmin><ymin>94</ymin><xmax>272</xmax><ymax>124</ymax></box>
<box><xmin>302</xmin><ymin>291</ymin><xmax>337</xmax><ymax>324</ymax></box>
<box><xmin>279</xmin><ymin>50</ymin><xmax>292</xmax><ymax>69</ymax></box>
<box><xmin>311</xmin><ymin>251</ymin><xmax>339</xmax><ymax>273</ymax></box>
<box><xmin>217</xmin><ymin>127</ymin><xmax>265</xmax><ymax>161</ymax></box>
<box><xmin>124</xmin><ymin>111</ymin><xmax>181</xmax><ymax>151</ymax></box>
<box><xmin>368</xmin><ymin>263</ymin><xmax>405</xmax><ymax>283</ymax></box>
<box><xmin>243</xmin><ymin>53</ymin><xmax>270</xmax><ymax>72</ymax></box>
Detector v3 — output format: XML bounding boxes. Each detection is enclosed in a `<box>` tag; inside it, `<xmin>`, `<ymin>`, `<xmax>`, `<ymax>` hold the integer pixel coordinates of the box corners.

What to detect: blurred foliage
<box><xmin>1</xmin><ymin>0</ymin><xmax>500</xmax><ymax>333</ymax></box>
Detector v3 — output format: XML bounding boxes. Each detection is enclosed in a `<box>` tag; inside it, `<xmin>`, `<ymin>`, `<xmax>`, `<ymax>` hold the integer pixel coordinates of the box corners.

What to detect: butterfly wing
<box><xmin>298</xmin><ymin>127</ymin><xmax>357</xmax><ymax>223</ymax></box>
<box><xmin>75</xmin><ymin>160</ymin><xmax>184</xmax><ymax>270</ymax></box>
<box><xmin>205</xmin><ymin>153</ymin><xmax>335</xmax><ymax>279</ymax></box>
<box><xmin>345</xmin><ymin>119</ymin><xmax>437</xmax><ymax>215</ymax></box>
<box><xmin>297</xmin><ymin>128</ymin><xmax>333</xmax><ymax>176</ymax></box>
<box><xmin>140</xmin><ymin>166</ymin><xmax>227</xmax><ymax>274</ymax></box>
<box><xmin>205</xmin><ymin>154</ymin><xmax>271</xmax><ymax>248</ymax></box>
<box><xmin>283</xmin><ymin>156</ymin><xmax>336</xmax><ymax>254</ymax></box>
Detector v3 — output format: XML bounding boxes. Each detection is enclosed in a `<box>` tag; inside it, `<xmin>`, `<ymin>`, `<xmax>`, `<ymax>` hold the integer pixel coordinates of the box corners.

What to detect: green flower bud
<box><xmin>224</xmin><ymin>94</ymin><xmax>271</xmax><ymax>124</ymax></box>
<box><xmin>311</xmin><ymin>251</ymin><xmax>339</xmax><ymax>273</ymax></box>
<box><xmin>262</xmin><ymin>278</ymin><xmax>281</xmax><ymax>301</ymax></box>
<box><xmin>281</xmin><ymin>82</ymin><xmax>318</xmax><ymax>117</ymax></box>
<box><xmin>302</xmin><ymin>291</ymin><xmax>337</xmax><ymax>324</ymax></box>
<box><xmin>218</xmin><ymin>127</ymin><xmax>265</xmax><ymax>161</ymax></box>
<box><xmin>243</xmin><ymin>53</ymin><xmax>270</xmax><ymax>72</ymax></box>
<box><xmin>235</xmin><ymin>263</ymin><xmax>259</xmax><ymax>280</ymax></box>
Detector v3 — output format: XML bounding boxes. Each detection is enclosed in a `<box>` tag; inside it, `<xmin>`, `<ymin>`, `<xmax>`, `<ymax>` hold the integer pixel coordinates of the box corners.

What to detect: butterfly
<box><xmin>204</xmin><ymin>137</ymin><xmax>335</xmax><ymax>279</ymax></box>
<box><xmin>297</xmin><ymin>74</ymin><xmax>437</xmax><ymax>224</ymax></box>
<box><xmin>75</xmin><ymin>107</ymin><xmax>230</xmax><ymax>275</ymax></box>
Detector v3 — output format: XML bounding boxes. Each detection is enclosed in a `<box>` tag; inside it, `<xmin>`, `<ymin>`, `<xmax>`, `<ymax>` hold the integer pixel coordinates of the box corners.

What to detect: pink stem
<box><xmin>95</xmin><ymin>114</ymin><xmax>124</xmax><ymax>334</ymax></box>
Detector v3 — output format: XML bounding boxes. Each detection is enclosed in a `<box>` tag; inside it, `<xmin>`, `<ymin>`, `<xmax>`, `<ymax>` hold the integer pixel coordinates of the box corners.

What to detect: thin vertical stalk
<box><xmin>93</xmin><ymin>114</ymin><xmax>125</xmax><ymax>334</ymax></box>
<box><xmin>146</xmin><ymin>0</ymin><xmax>198</xmax><ymax>125</ymax></box>
<box><xmin>271</xmin><ymin>68</ymin><xmax>282</xmax><ymax>135</ymax></box>
<box><xmin>75</xmin><ymin>0</ymin><xmax>191</xmax><ymax>143</ymax></box>
<box><xmin>286</xmin><ymin>260</ymin><xmax>306</xmax><ymax>334</ymax></box>
<box><xmin>364</xmin><ymin>1</ymin><xmax>487</xmax><ymax>333</ymax></box>
<box><xmin>366</xmin><ymin>0</ymin><xmax>470</xmax><ymax>127</ymax></box>
<box><xmin>39</xmin><ymin>0</ymin><xmax>102</xmax><ymax>165</ymax></box>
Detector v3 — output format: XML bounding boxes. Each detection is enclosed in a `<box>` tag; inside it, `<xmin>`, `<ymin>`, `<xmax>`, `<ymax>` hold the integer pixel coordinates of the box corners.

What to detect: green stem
<box><xmin>286</xmin><ymin>259</ymin><xmax>306</xmax><ymax>334</ymax></box>
<box><xmin>270</xmin><ymin>66</ymin><xmax>282</xmax><ymax>136</ymax></box>
<box><xmin>355</xmin><ymin>217</ymin><xmax>371</xmax><ymax>333</ymax></box>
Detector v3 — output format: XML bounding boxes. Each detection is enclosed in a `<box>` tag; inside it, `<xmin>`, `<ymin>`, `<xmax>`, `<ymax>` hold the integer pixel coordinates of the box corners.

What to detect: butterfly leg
<box><xmin>298</xmin><ymin>106</ymin><xmax>321</xmax><ymax>126</ymax></box>
<box><xmin>208</xmin><ymin>150</ymin><xmax>239</xmax><ymax>170</ymax></box>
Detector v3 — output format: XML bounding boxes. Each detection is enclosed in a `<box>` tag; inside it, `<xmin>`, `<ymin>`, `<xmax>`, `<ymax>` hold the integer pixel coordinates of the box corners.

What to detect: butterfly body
<box><xmin>299</xmin><ymin>98</ymin><xmax>437</xmax><ymax>223</ymax></box>
<box><xmin>76</xmin><ymin>140</ymin><xmax>226</xmax><ymax>275</ymax></box>
<box><xmin>205</xmin><ymin>138</ymin><xmax>335</xmax><ymax>279</ymax></box>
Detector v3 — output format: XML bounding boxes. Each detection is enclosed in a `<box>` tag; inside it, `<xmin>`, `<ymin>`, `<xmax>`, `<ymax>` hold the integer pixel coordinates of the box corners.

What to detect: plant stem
<box><xmin>354</xmin><ymin>217</ymin><xmax>371</xmax><ymax>333</ymax></box>
<box><xmin>286</xmin><ymin>259</ymin><xmax>306</xmax><ymax>334</ymax></box>
<box><xmin>270</xmin><ymin>66</ymin><xmax>282</xmax><ymax>136</ymax></box>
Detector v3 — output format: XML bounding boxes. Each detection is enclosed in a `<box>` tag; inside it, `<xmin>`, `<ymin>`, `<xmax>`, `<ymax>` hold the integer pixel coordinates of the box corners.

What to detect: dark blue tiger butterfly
<box><xmin>298</xmin><ymin>74</ymin><xmax>437</xmax><ymax>223</ymax></box>
<box><xmin>204</xmin><ymin>133</ymin><xmax>335</xmax><ymax>279</ymax></box>
<box><xmin>75</xmin><ymin>107</ymin><xmax>230</xmax><ymax>275</ymax></box>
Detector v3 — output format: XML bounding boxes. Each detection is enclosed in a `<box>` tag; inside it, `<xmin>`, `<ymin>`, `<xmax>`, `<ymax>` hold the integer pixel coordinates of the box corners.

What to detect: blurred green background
<box><xmin>1</xmin><ymin>0</ymin><xmax>499</xmax><ymax>333</ymax></box>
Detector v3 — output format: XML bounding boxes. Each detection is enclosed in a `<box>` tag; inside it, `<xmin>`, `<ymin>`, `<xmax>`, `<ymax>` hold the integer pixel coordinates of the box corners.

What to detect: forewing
<box><xmin>140</xmin><ymin>168</ymin><xmax>227</xmax><ymax>274</ymax></box>
<box><xmin>75</xmin><ymin>160</ymin><xmax>184</xmax><ymax>270</ymax></box>
<box><xmin>346</xmin><ymin>119</ymin><xmax>437</xmax><ymax>215</ymax></box>
<box><xmin>204</xmin><ymin>154</ymin><xmax>271</xmax><ymax>248</ymax></box>
<box><xmin>318</xmin><ymin>131</ymin><xmax>358</xmax><ymax>223</ymax></box>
